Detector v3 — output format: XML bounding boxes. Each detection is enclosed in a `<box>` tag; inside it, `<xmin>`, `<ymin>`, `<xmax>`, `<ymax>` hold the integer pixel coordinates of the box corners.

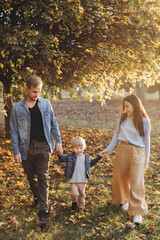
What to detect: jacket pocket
<box><xmin>17</xmin><ymin>116</ymin><xmax>29</xmax><ymax>141</ymax></box>
<box><xmin>17</xmin><ymin>116</ymin><xmax>28</xmax><ymax>129</ymax></box>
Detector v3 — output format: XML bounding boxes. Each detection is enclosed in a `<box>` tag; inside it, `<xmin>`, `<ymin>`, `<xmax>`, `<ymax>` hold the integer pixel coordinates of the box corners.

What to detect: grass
<box><xmin>0</xmin><ymin>99</ymin><xmax>160</xmax><ymax>240</ymax></box>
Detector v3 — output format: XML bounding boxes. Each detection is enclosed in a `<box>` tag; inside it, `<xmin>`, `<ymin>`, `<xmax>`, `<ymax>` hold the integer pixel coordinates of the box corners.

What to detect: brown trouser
<box><xmin>112</xmin><ymin>142</ymin><xmax>148</xmax><ymax>215</ymax></box>
<box><xmin>70</xmin><ymin>183</ymin><xmax>86</xmax><ymax>209</ymax></box>
<box><xmin>22</xmin><ymin>140</ymin><xmax>51</xmax><ymax>210</ymax></box>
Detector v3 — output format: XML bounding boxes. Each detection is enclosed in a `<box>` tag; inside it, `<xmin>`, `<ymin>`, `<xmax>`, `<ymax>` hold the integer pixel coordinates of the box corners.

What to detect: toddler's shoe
<box><xmin>78</xmin><ymin>208</ymin><xmax>84</xmax><ymax>213</ymax></box>
<box><xmin>71</xmin><ymin>202</ymin><xmax>78</xmax><ymax>211</ymax></box>
<box><xmin>133</xmin><ymin>215</ymin><xmax>142</xmax><ymax>224</ymax></box>
<box><xmin>122</xmin><ymin>202</ymin><xmax>128</xmax><ymax>211</ymax></box>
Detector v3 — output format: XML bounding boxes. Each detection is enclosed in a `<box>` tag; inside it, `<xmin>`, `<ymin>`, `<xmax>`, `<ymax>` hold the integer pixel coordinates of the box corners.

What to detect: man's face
<box><xmin>26</xmin><ymin>85</ymin><xmax>42</xmax><ymax>102</ymax></box>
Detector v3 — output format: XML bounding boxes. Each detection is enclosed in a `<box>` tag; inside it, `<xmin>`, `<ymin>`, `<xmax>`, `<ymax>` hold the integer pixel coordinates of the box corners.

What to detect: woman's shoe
<box><xmin>122</xmin><ymin>202</ymin><xmax>128</xmax><ymax>210</ymax></box>
<box><xmin>133</xmin><ymin>215</ymin><xmax>142</xmax><ymax>224</ymax></box>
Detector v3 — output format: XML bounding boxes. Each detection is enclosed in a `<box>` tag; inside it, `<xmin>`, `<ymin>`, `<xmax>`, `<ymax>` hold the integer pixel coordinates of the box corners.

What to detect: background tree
<box><xmin>0</xmin><ymin>0</ymin><xmax>160</xmax><ymax>138</ymax></box>
<box><xmin>146</xmin><ymin>82</ymin><xmax>160</xmax><ymax>101</ymax></box>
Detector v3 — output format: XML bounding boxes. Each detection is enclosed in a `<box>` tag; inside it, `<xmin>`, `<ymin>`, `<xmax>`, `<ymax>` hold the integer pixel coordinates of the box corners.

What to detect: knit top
<box><xmin>105</xmin><ymin>116</ymin><xmax>150</xmax><ymax>164</ymax></box>
<box><xmin>69</xmin><ymin>154</ymin><xmax>87</xmax><ymax>183</ymax></box>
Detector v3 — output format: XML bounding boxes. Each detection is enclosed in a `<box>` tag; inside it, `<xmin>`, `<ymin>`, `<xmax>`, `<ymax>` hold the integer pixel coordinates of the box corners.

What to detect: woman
<box><xmin>101</xmin><ymin>94</ymin><xmax>150</xmax><ymax>224</ymax></box>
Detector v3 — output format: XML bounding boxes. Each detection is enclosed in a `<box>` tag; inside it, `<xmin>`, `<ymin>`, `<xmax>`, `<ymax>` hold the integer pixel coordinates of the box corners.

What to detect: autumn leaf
<box><xmin>150</xmin><ymin>226</ymin><xmax>156</xmax><ymax>231</ymax></box>
<box><xmin>78</xmin><ymin>214</ymin><xmax>85</xmax><ymax>219</ymax></box>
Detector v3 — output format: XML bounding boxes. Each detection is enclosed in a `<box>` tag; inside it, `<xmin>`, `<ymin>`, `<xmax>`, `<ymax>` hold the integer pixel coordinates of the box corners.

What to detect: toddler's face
<box><xmin>73</xmin><ymin>146</ymin><xmax>85</xmax><ymax>155</ymax></box>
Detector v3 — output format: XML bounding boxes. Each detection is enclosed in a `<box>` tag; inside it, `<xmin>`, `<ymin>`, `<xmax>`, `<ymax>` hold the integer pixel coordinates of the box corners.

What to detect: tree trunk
<box><xmin>136</xmin><ymin>80</ymin><xmax>145</xmax><ymax>104</ymax></box>
<box><xmin>3</xmin><ymin>80</ymin><xmax>13</xmax><ymax>139</ymax></box>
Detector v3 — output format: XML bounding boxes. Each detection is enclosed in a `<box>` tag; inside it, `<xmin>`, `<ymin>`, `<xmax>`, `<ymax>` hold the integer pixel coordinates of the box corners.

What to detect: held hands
<box><xmin>56</xmin><ymin>143</ymin><xmax>63</xmax><ymax>155</ymax></box>
<box><xmin>99</xmin><ymin>150</ymin><xmax>109</xmax><ymax>157</ymax></box>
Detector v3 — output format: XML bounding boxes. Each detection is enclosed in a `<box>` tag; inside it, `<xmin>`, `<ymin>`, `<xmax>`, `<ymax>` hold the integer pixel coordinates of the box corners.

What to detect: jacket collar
<box><xmin>20</xmin><ymin>96</ymin><xmax>41</xmax><ymax>106</ymax></box>
<box><xmin>71</xmin><ymin>152</ymin><xmax>87</xmax><ymax>157</ymax></box>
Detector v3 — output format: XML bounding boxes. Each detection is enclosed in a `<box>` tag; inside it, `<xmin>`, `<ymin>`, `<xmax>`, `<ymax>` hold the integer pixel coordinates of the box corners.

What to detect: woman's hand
<box><xmin>99</xmin><ymin>150</ymin><xmax>109</xmax><ymax>157</ymax></box>
<box><xmin>144</xmin><ymin>163</ymin><xmax>148</xmax><ymax>174</ymax></box>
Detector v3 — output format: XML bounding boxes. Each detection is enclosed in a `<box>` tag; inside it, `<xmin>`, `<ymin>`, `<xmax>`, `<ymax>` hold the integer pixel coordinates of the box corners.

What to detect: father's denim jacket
<box><xmin>58</xmin><ymin>152</ymin><xmax>102</xmax><ymax>179</ymax></box>
<box><xmin>10</xmin><ymin>97</ymin><xmax>61</xmax><ymax>160</ymax></box>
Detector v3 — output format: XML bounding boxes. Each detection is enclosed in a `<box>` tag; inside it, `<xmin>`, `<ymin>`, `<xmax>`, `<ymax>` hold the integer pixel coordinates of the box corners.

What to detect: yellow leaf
<box><xmin>86</xmin><ymin>233</ymin><xmax>91</xmax><ymax>237</ymax></box>
<box><xmin>78</xmin><ymin>214</ymin><xmax>85</xmax><ymax>219</ymax></box>
<box><xmin>26</xmin><ymin>217</ymin><xmax>35</xmax><ymax>222</ymax></box>
<box><xmin>0</xmin><ymin>63</ymin><xmax>4</xmax><ymax>69</ymax></box>
<box><xmin>1</xmin><ymin>51</ymin><xmax>5</xmax><ymax>58</ymax></box>
<box><xmin>7</xmin><ymin>151</ymin><xmax>12</xmax><ymax>156</ymax></box>
<box><xmin>150</xmin><ymin>226</ymin><xmax>156</xmax><ymax>231</ymax></box>
<box><xmin>14</xmin><ymin>181</ymin><xmax>24</xmax><ymax>189</ymax></box>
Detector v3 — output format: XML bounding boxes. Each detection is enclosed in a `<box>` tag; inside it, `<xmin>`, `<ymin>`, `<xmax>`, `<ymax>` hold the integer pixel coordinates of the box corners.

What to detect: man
<box><xmin>10</xmin><ymin>75</ymin><xmax>63</xmax><ymax>224</ymax></box>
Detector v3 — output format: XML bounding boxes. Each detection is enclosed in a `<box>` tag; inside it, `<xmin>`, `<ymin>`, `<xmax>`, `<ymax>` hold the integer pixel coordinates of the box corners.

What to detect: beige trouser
<box><xmin>70</xmin><ymin>183</ymin><xmax>86</xmax><ymax>209</ymax></box>
<box><xmin>112</xmin><ymin>142</ymin><xmax>148</xmax><ymax>215</ymax></box>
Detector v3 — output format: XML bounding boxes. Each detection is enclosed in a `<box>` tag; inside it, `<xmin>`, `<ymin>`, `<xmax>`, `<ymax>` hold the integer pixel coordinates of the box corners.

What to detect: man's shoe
<box><xmin>133</xmin><ymin>215</ymin><xmax>142</xmax><ymax>224</ymax></box>
<box><xmin>37</xmin><ymin>210</ymin><xmax>48</xmax><ymax>224</ymax></box>
<box><xmin>122</xmin><ymin>202</ymin><xmax>128</xmax><ymax>211</ymax></box>
<box><xmin>71</xmin><ymin>202</ymin><xmax>78</xmax><ymax>211</ymax></box>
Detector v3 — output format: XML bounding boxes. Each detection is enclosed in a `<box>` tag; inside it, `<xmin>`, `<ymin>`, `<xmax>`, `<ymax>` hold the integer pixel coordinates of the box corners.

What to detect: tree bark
<box><xmin>136</xmin><ymin>80</ymin><xmax>145</xmax><ymax>104</ymax></box>
<box><xmin>3</xmin><ymin>80</ymin><xmax>13</xmax><ymax>139</ymax></box>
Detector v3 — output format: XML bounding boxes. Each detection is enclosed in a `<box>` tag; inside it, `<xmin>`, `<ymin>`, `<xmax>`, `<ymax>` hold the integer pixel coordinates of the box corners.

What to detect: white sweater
<box><xmin>106</xmin><ymin>116</ymin><xmax>150</xmax><ymax>164</ymax></box>
<box><xmin>69</xmin><ymin>154</ymin><xmax>87</xmax><ymax>183</ymax></box>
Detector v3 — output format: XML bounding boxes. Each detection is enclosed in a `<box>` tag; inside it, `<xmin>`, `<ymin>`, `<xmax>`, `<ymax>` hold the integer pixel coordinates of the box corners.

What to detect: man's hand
<box><xmin>56</xmin><ymin>143</ymin><xmax>63</xmax><ymax>155</ymax></box>
<box><xmin>14</xmin><ymin>154</ymin><xmax>22</xmax><ymax>164</ymax></box>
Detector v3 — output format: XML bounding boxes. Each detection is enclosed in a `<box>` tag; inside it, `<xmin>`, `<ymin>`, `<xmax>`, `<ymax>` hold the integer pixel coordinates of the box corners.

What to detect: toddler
<box><xmin>57</xmin><ymin>136</ymin><xmax>102</xmax><ymax>212</ymax></box>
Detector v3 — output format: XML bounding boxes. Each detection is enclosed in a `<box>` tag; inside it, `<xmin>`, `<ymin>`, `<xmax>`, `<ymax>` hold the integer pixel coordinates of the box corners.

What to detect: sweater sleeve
<box><xmin>143</xmin><ymin>118</ymin><xmax>151</xmax><ymax>165</ymax></box>
<box><xmin>105</xmin><ymin>120</ymin><xmax>120</xmax><ymax>152</ymax></box>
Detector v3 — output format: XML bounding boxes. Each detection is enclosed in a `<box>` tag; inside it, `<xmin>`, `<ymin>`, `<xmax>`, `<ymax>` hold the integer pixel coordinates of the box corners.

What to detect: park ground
<box><xmin>0</xmin><ymin>98</ymin><xmax>160</xmax><ymax>240</ymax></box>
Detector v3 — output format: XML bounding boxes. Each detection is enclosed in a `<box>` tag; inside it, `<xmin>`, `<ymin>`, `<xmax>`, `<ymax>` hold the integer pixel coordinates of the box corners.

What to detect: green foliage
<box><xmin>0</xmin><ymin>0</ymin><xmax>160</xmax><ymax>100</ymax></box>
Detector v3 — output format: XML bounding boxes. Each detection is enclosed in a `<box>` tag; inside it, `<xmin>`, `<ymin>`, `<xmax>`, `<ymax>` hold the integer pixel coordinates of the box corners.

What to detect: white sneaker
<box><xmin>122</xmin><ymin>202</ymin><xmax>128</xmax><ymax>210</ymax></box>
<box><xmin>133</xmin><ymin>215</ymin><xmax>142</xmax><ymax>224</ymax></box>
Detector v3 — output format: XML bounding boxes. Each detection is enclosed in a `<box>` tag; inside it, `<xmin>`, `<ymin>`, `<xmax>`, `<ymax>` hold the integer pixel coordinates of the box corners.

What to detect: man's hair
<box><xmin>71</xmin><ymin>136</ymin><xmax>86</xmax><ymax>149</ymax></box>
<box><xmin>26</xmin><ymin>75</ymin><xmax>43</xmax><ymax>89</ymax></box>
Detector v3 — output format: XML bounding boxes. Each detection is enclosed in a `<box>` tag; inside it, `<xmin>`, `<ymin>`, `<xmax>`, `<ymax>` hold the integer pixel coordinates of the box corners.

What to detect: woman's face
<box><xmin>124</xmin><ymin>101</ymin><xmax>134</xmax><ymax>117</ymax></box>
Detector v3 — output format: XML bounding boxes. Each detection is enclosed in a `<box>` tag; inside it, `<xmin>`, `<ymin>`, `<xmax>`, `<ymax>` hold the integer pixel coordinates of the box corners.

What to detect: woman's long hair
<box><xmin>119</xmin><ymin>94</ymin><xmax>150</xmax><ymax>136</ymax></box>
